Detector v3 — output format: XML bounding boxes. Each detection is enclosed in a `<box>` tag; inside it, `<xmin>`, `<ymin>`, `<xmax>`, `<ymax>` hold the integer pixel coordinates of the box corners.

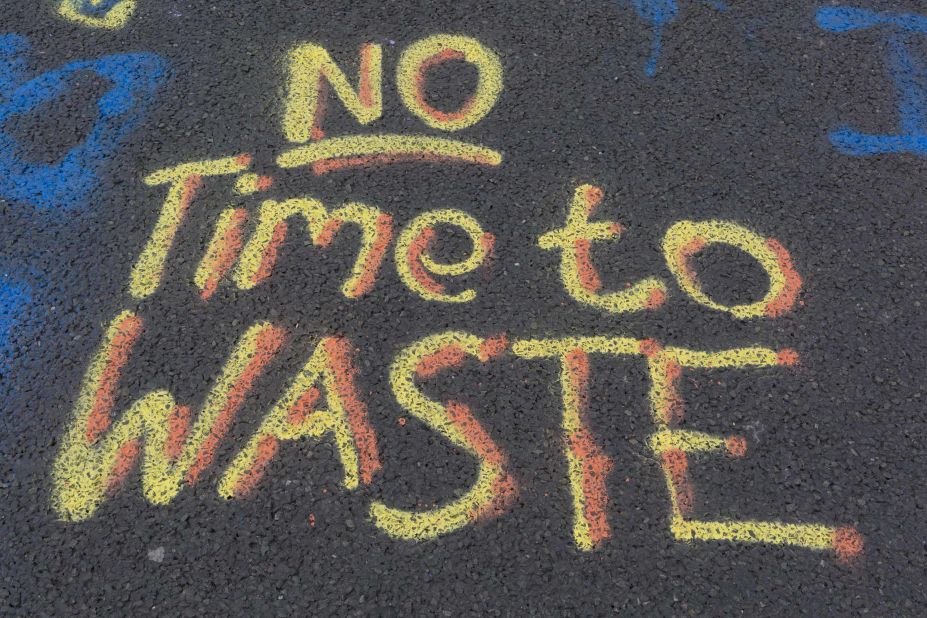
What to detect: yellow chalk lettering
<box><xmin>396</xmin><ymin>35</ymin><xmax>503</xmax><ymax>131</ymax></box>
<box><xmin>538</xmin><ymin>185</ymin><xmax>667</xmax><ymax>314</ymax></box>
<box><xmin>283</xmin><ymin>42</ymin><xmax>383</xmax><ymax>143</ymax></box>
<box><xmin>513</xmin><ymin>337</ymin><xmax>639</xmax><ymax>550</ymax></box>
<box><xmin>370</xmin><ymin>332</ymin><xmax>513</xmax><ymax>540</ymax></box>
<box><xmin>662</xmin><ymin>220</ymin><xmax>802</xmax><ymax>319</ymax></box>
<box><xmin>234</xmin><ymin>198</ymin><xmax>392</xmax><ymax>299</ymax></box>
<box><xmin>219</xmin><ymin>337</ymin><xmax>380</xmax><ymax>498</ymax></box>
<box><xmin>394</xmin><ymin>209</ymin><xmax>492</xmax><ymax>303</ymax></box>
<box><xmin>646</xmin><ymin>345</ymin><xmax>861</xmax><ymax>559</ymax></box>
<box><xmin>193</xmin><ymin>207</ymin><xmax>248</xmax><ymax>301</ymax></box>
<box><xmin>52</xmin><ymin>312</ymin><xmax>283</xmax><ymax>521</ymax></box>
<box><xmin>129</xmin><ymin>155</ymin><xmax>251</xmax><ymax>299</ymax></box>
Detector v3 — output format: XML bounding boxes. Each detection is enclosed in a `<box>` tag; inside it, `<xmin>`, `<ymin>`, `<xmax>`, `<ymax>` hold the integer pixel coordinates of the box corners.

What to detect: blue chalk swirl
<box><xmin>817</xmin><ymin>7</ymin><xmax>927</xmax><ymax>156</ymax></box>
<box><xmin>0</xmin><ymin>34</ymin><xmax>168</xmax><ymax>210</ymax></box>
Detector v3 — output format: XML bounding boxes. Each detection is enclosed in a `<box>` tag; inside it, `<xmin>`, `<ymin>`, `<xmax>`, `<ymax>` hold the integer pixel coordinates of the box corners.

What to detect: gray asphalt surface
<box><xmin>1</xmin><ymin>0</ymin><xmax>926</xmax><ymax>615</ymax></box>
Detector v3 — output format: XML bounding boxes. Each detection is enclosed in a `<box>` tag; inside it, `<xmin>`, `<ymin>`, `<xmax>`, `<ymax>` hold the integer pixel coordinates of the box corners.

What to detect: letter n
<box><xmin>283</xmin><ymin>42</ymin><xmax>382</xmax><ymax>143</ymax></box>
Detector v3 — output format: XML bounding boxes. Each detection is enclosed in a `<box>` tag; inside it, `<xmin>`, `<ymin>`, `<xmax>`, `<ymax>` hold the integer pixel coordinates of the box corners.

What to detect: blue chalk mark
<box><xmin>631</xmin><ymin>0</ymin><xmax>678</xmax><ymax>77</ymax></box>
<box><xmin>889</xmin><ymin>33</ymin><xmax>927</xmax><ymax>137</ymax></box>
<box><xmin>645</xmin><ymin>25</ymin><xmax>662</xmax><ymax>77</ymax></box>
<box><xmin>0</xmin><ymin>277</ymin><xmax>29</xmax><ymax>350</ymax></box>
<box><xmin>0</xmin><ymin>35</ymin><xmax>168</xmax><ymax>210</ymax></box>
<box><xmin>817</xmin><ymin>7</ymin><xmax>927</xmax><ymax>157</ymax></box>
<box><xmin>630</xmin><ymin>0</ymin><xmax>727</xmax><ymax>77</ymax></box>
<box><xmin>816</xmin><ymin>6</ymin><xmax>927</xmax><ymax>35</ymax></box>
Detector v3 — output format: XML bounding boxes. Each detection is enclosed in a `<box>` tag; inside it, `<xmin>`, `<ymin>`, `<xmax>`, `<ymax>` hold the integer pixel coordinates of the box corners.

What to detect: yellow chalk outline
<box><xmin>58</xmin><ymin>0</ymin><xmax>135</xmax><ymax>29</ymax></box>
<box><xmin>277</xmin><ymin>134</ymin><xmax>502</xmax><ymax>169</ymax></box>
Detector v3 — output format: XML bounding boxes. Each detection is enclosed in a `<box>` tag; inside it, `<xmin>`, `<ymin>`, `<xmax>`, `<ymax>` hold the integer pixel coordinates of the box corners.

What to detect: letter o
<box><xmin>396</xmin><ymin>35</ymin><xmax>503</xmax><ymax>131</ymax></box>
<box><xmin>662</xmin><ymin>220</ymin><xmax>802</xmax><ymax>319</ymax></box>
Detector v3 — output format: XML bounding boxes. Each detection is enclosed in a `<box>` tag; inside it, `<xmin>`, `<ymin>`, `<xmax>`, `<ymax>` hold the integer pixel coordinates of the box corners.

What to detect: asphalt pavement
<box><xmin>1</xmin><ymin>0</ymin><xmax>926</xmax><ymax>615</ymax></box>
